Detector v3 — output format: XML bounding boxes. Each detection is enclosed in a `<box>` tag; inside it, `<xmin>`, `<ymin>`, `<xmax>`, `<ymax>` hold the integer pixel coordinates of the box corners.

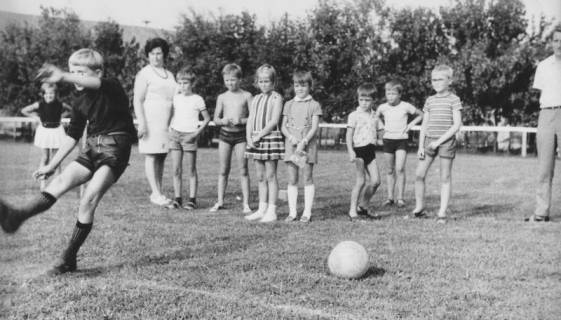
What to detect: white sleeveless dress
<box><xmin>136</xmin><ymin>65</ymin><xmax>176</xmax><ymax>154</ymax></box>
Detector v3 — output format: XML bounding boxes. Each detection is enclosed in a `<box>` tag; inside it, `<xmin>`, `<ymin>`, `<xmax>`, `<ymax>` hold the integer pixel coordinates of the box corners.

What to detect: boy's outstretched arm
<box><xmin>37</xmin><ymin>64</ymin><xmax>101</xmax><ymax>89</ymax></box>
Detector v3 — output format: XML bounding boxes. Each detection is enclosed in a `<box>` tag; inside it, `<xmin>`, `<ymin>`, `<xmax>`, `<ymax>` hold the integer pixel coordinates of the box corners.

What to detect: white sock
<box><xmin>287</xmin><ymin>185</ymin><xmax>298</xmax><ymax>217</ymax></box>
<box><xmin>303</xmin><ymin>184</ymin><xmax>315</xmax><ymax>217</ymax></box>
<box><xmin>265</xmin><ymin>203</ymin><xmax>277</xmax><ymax>215</ymax></box>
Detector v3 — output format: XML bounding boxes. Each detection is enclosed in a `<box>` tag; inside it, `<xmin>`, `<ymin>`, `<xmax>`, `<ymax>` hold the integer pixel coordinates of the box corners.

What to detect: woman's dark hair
<box><xmin>144</xmin><ymin>37</ymin><xmax>169</xmax><ymax>59</ymax></box>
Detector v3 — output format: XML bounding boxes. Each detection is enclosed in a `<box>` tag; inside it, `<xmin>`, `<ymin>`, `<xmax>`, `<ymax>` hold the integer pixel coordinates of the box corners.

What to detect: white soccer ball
<box><xmin>327</xmin><ymin>241</ymin><xmax>369</xmax><ymax>279</ymax></box>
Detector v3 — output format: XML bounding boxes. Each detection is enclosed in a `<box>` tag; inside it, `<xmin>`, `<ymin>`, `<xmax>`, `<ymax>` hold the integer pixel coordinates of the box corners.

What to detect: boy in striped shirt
<box><xmin>410</xmin><ymin>64</ymin><xmax>462</xmax><ymax>223</ymax></box>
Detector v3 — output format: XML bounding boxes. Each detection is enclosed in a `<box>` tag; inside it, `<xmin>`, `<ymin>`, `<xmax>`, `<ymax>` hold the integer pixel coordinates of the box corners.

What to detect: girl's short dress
<box><xmin>34</xmin><ymin>99</ymin><xmax>67</xmax><ymax>148</ymax></box>
<box><xmin>245</xmin><ymin>91</ymin><xmax>285</xmax><ymax>161</ymax></box>
<box><xmin>282</xmin><ymin>96</ymin><xmax>322</xmax><ymax>164</ymax></box>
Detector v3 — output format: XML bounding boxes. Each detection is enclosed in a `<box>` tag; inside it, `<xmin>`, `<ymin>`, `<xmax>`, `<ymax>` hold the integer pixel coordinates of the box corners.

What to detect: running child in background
<box><xmin>411</xmin><ymin>64</ymin><xmax>463</xmax><ymax>223</ymax></box>
<box><xmin>0</xmin><ymin>48</ymin><xmax>137</xmax><ymax>275</ymax></box>
<box><xmin>345</xmin><ymin>83</ymin><xmax>381</xmax><ymax>221</ymax></box>
<box><xmin>244</xmin><ymin>64</ymin><xmax>284</xmax><ymax>223</ymax></box>
<box><xmin>167</xmin><ymin>68</ymin><xmax>211</xmax><ymax>210</ymax></box>
<box><xmin>281</xmin><ymin>70</ymin><xmax>322</xmax><ymax>223</ymax></box>
<box><xmin>211</xmin><ymin>64</ymin><xmax>252</xmax><ymax>214</ymax></box>
<box><xmin>376</xmin><ymin>80</ymin><xmax>423</xmax><ymax>209</ymax></box>
<box><xmin>21</xmin><ymin>83</ymin><xmax>71</xmax><ymax>190</ymax></box>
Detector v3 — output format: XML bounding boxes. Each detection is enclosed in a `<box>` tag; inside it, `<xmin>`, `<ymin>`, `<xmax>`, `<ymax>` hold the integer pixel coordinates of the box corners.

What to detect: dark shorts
<box><xmin>424</xmin><ymin>136</ymin><xmax>457</xmax><ymax>159</ymax></box>
<box><xmin>219</xmin><ymin>128</ymin><xmax>246</xmax><ymax>146</ymax></box>
<box><xmin>169</xmin><ymin>128</ymin><xmax>198</xmax><ymax>152</ymax></box>
<box><xmin>354</xmin><ymin>143</ymin><xmax>376</xmax><ymax>165</ymax></box>
<box><xmin>75</xmin><ymin>133</ymin><xmax>133</xmax><ymax>181</ymax></box>
<box><xmin>383</xmin><ymin>138</ymin><xmax>408</xmax><ymax>154</ymax></box>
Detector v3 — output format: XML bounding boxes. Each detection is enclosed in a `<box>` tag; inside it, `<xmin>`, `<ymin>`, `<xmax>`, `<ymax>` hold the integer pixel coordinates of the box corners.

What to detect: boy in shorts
<box><xmin>0</xmin><ymin>48</ymin><xmax>137</xmax><ymax>274</ymax></box>
<box><xmin>211</xmin><ymin>64</ymin><xmax>252</xmax><ymax>213</ymax></box>
<box><xmin>411</xmin><ymin>64</ymin><xmax>463</xmax><ymax>223</ymax></box>
<box><xmin>346</xmin><ymin>83</ymin><xmax>381</xmax><ymax>220</ymax></box>
<box><xmin>167</xmin><ymin>68</ymin><xmax>211</xmax><ymax>209</ymax></box>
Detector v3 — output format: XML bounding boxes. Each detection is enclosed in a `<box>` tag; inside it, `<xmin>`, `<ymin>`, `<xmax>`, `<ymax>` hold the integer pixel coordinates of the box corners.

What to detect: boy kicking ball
<box><xmin>0</xmin><ymin>48</ymin><xmax>137</xmax><ymax>275</ymax></box>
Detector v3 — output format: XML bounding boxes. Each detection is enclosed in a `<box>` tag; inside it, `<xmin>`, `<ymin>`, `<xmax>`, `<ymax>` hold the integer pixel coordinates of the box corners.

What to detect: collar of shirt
<box><xmin>294</xmin><ymin>95</ymin><xmax>313</xmax><ymax>102</ymax></box>
<box><xmin>355</xmin><ymin>107</ymin><xmax>374</xmax><ymax>115</ymax></box>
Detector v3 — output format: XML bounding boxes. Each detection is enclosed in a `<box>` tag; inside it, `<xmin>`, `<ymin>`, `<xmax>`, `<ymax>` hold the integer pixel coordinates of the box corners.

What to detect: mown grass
<box><xmin>1</xmin><ymin>140</ymin><xmax>560</xmax><ymax>319</ymax></box>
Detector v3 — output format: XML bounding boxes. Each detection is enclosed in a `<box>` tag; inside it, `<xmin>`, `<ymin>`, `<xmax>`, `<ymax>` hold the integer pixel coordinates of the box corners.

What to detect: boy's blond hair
<box><xmin>222</xmin><ymin>63</ymin><xmax>243</xmax><ymax>78</ymax></box>
<box><xmin>253</xmin><ymin>64</ymin><xmax>277</xmax><ymax>89</ymax></box>
<box><xmin>432</xmin><ymin>64</ymin><xmax>454</xmax><ymax>79</ymax></box>
<box><xmin>357</xmin><ymin>82</ymin><xmax>376</xmax><ymax>98</ymax></box>
<box><xmin>68</xmin><ymin>48</ymin><xmax>104</xmax><ymax>70</ymax></box>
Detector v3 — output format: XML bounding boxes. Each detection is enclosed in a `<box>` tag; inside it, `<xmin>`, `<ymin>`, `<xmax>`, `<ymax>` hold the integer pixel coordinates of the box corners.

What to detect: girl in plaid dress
<box><xmin>244</xmin><ymin>64</ymin><xmax>284</xmax><ymax>222</ymax></box>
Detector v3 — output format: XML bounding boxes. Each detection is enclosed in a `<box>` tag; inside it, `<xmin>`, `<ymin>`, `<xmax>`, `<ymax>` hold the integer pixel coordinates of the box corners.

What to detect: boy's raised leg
<box><xmin>1</xmin><ymin>162</ymin><xmax>91</xmax><ymax>233</ymax></box>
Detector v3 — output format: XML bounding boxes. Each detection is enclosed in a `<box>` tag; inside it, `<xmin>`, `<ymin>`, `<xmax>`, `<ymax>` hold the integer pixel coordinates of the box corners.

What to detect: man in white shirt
<box><xmin>528</xmin><ymin>26</ymin><xmax>561</xmax><ymax>222</ymax></box>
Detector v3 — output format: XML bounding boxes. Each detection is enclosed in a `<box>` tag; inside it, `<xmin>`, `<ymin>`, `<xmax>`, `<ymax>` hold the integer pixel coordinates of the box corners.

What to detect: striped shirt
<box><xmin>423</xmin><ymin>93</ymin><xmax>462</xmax><ymax>138</ymax></box>
<box><xmin>249</xmin><ymin>91</ymin><xmax>283</xmax><ymax>132</ymax></box>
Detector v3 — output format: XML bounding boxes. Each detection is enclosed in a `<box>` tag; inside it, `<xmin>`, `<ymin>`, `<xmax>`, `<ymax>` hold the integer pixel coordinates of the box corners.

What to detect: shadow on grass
<box><xmin>456</xmin><ymin>203</ymin><xmax>517</xmax><ymax>218</ymax></box>
<box><xmin>361</xmin><ymin>266</ymin><xmax>386</xmax><ymax>279</ymax></box>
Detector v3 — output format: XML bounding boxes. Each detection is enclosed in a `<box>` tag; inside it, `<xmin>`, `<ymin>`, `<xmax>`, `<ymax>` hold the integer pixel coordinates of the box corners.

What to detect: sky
<box><xmin>1</xmin><ymin>0</ymin><xmax>559</xmax><ymax>30</ymax></box>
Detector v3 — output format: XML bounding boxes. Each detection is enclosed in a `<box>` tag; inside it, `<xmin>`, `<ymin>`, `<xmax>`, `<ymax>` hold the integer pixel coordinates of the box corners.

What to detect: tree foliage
<box><xmin>0</xmin><ymin>0</ymin><xmax>556</xmax><ymax>125</ymax></box>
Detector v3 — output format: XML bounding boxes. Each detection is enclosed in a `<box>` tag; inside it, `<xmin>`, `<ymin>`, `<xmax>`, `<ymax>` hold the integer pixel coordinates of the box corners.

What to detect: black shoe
<box><xmin>0</xmin><ymin>201</ymin><xmax>22</xmax><ymax>233</ymax></box>
<box><xmin>47</xmin><ymin>260</ymin><xmax>77</xmax><ymax>276</ymax></box>
<box><xmin>524</xmin><ymin>215</ymin><xmax>550</xmax><ymax>222</ymax></box>
<box><xmin>357</xmin><ymin>206</ymin><xmax>369</xmax><ymax>216</ymax></box>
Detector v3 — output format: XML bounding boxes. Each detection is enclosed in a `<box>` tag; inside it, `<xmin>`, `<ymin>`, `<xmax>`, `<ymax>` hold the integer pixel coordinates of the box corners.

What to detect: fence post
<box><xmin>522</xmin><ymin>132</ymin><xmax>527</xmax><ymax>157</ymax></box>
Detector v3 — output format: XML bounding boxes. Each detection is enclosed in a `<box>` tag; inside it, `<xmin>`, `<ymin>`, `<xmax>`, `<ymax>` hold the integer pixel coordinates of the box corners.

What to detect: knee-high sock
<box><xmin>0</xmin><ymin>191</ymin><xmax>56</xmax><ymax>233</ymax></box>
<box><xmin>62</xmin><ymin>221</ymin><xmax>93</xmax><ymax>264</ymax></box>
<box><xmin>287</xmin><ymin>185</ymin><xmax>298</xmax><ymax>217</ymax></box>
<box><xmin>303</xmin><ymin>184</ymin><xmax>315</xmax><ymax>218</ymax></box>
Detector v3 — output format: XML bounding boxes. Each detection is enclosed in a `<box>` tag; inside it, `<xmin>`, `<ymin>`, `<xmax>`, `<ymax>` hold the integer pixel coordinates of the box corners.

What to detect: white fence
<box><xmin>0</xmin><ymin>117</ymin><xmax>537</xmax><ymax>157</ymax></box>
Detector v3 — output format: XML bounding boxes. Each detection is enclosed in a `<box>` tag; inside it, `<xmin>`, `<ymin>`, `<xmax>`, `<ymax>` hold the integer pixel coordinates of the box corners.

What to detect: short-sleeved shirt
<box><xmin>533</xmin><ymin>55</ymin><xmax>561</xmax><ymax>108</ymax></box>
<box><xmin>377</xmin><ymin>101</ymin><xmax>417</xmax><ymax>139</ymax></box>
<box><xmin>283</xmin><ymin>96</ymin><xmax>322</xmax><ymax>140</ymax></box>
<box><xmin>423</xmin><ymin>93</ymin><xmax>462</xmax><ymax>138</ymax></box>
<box><xmin>347</xmin><ymin>108</ymin><xmax>377</xmax><ymax>147</ymax></box>
<box><xmin>170</xmin><ymin>94</ymin><xmax>206</xmax><ymax>133</ymax></box>
<box><xmin>67</xmin><ymin>78</ymin><xmax>136</xmax><ymax>140</ymax></box>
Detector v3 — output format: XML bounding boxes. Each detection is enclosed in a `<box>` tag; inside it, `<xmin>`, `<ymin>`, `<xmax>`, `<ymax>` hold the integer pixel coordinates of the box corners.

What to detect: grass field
<box><xmin>1</xmin><ymin>140</ymin><xmax>560</xmax><ymax>319</ymax></box>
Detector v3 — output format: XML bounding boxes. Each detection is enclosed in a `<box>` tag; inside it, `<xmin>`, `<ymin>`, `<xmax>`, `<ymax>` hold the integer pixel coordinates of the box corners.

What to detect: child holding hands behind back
<box><xmin>411</xmin><ymin>64</ymin><xmax>462</xmax><ymax>223</ymax></box>
<box><xmin>346</xmin><ymin>83</ymin><xmax>381</xmax><ymax>221</ymax></box>
<box><xmin>281</xmin><ymin>70</ymin><xmax>322</xmax><ymax>223</ymax></box>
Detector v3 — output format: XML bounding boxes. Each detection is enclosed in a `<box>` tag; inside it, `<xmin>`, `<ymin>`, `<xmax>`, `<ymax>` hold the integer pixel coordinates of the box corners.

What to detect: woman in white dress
<box><xmin>134</xmin><ymin>38</ymin><xmax>177</xmax><ymax>206</ymax></box>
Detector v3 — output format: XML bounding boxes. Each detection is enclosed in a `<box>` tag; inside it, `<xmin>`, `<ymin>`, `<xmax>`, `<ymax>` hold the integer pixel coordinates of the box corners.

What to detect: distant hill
<box><xmin>0</xmin><ymin>10</ymin><xmax>170</xmax><ymax>47</ymax></box>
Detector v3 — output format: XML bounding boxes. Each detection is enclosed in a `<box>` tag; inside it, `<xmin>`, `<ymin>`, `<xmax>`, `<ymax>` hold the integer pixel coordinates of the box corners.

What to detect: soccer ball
<box><xmin>327</xmin><ymin>241</ymin><xmax>369</xmax><ymax>279</ymax></box>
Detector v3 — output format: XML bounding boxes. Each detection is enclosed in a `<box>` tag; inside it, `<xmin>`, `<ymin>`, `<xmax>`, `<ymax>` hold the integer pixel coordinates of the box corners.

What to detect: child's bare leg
<box><xmin>395</xmin><ymin>149</ymin><xmax>407</xmax><ymax>202</ymax></box>
<box><xmin>185</xmin><ymin>151</ymin><xmax>197</xmax><ymax>200</ymax></box>
<box><xmin>302</xmin><ymin>163</ymin><xmax>315</xmax><ymax>220</ymax></box>
<box><xmin>39</xmin><ymin>148</ymin><xmax>50</xmax><ymax>189</ymax></box>
<box><xmin>217</xmin><ymin>141</ymin><xmax>232</xmax><ymax>206</ymax></box>
<box><xmin>234</xmin><ymin>142</ymin><xmax>250</xmax><ymax>209</ymax></box>
<box><xmin>350</xmin><ymin>159</ymin><xmax>366</xmax><ymax>217</ymax></box>
<box><xmin>384</xmin><ymin>152</ymin><xmax>395</xmax><ymax>201</ymax></box>
<box><xmin>286</xmin><ymin>162</ymin><xmax>299</xmax><ymax>219</ymax></box>
<box><xmin>170</xmin><ymin>149</ymin><xmax>183</xmax><ymax>199</ymax></box>
<box><xmin>361</xmin><ymin>160</ymin><xmax>381</xmax><ymax>207</ymax></box>
<box><xmin>438</xmin><ymin>157</ymin><xmax>453</xmax><ymax>217</ymax></box>
<box><xmin>260</xmin><ymin>160</ymin><xmax>279</xmax><ymax>222</ymax></box>
<box><xmin>245</xmin><ymin>160</ymin><xmax>267</xmax><ymax>220</ymax></box>
<box><xmin>414</xmin><ymin>155</ymin><xmax>434</xmax><ymax>212</ymax></box>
